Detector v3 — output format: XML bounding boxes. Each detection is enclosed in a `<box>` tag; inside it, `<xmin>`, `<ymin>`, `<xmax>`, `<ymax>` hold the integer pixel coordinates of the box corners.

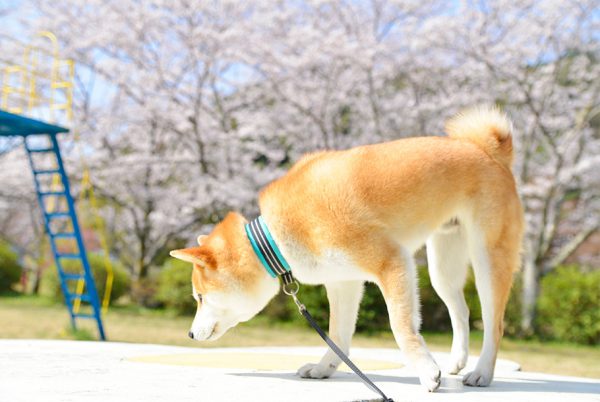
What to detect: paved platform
<box><xmin>1</xmin><ymin>340</ymin><xmax>599</xmax><ymax>402</ymax></box>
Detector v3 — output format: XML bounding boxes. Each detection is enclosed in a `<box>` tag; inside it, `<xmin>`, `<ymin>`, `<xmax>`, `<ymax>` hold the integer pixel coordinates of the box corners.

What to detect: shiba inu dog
<box><xmin>170</xmin><ymin>106</ymin><xmax>524</xmax><ymax>392</ymax></box>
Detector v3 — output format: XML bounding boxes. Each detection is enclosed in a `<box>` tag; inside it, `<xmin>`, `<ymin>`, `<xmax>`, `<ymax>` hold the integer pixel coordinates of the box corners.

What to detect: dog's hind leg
<box><xmin>426</xmin><ymin>225</ymin><xmax>470</xmax><ymax>375</ymax></box>
<box><xmin>376</xmin><ymin>245</ymin><xmax>441</xmax><ymax>392</ymax></box>
<box><xmin>297</xmin><ymin>280</ymin><xmax>363</xmax><ymax>379</ymax></box>
<box><xmin>462</xmin><ymin>221</ymin><xmax>518</xmax><ymax>387</ymax></box>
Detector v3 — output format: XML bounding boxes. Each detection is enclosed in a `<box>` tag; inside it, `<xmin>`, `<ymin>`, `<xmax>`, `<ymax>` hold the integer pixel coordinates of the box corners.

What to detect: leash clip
<box><xmin>283</xmin><ymin>280</ymin><xmax>305</xmax><ymax>312</ymax></box>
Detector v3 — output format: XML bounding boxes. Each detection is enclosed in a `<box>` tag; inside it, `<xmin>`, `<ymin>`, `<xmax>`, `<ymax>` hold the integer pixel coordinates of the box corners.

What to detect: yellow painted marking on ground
<box><xmin>128</xmin><ymin>353</ymin><xmax>403</xmax><ymax>372</ymax></box>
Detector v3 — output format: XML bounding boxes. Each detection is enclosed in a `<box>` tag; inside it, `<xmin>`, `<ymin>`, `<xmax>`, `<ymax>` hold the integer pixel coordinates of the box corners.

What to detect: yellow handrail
<box><xmin>1</xmin><ymin>65</ymin><xmax>27</xmax><ymax>113</ymax></box>
<box><xmin>2</xmin><ymin>31</ymin><xmax>73</xmax><ymax>123</ymax></box>
<box><xmin>72</xmin><ymin>130</ymin><xmax>115</xmax><ymax>315</ymax></box>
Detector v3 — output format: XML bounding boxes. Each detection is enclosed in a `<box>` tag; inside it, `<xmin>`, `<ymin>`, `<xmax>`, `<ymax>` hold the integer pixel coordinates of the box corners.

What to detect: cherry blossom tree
<box><xmin>1</xmin><ymin>0</ymin><xmax>597</xmax><ymax>322</ymax></box>
<box><xmin>418</xmin><ymin>0</ymin><xmax>600</xmax><ymax>332</ymax></box>
<box><xmin>7</xmin><ymin>1</ymin><xmax>281</xmax><ymax>291</ymax></box>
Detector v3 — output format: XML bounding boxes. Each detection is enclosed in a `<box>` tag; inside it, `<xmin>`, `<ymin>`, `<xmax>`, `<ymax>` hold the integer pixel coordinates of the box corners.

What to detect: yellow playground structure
<box><xmin>1</xmin><ymin>32</ymin><xmax>114</xmax><ymax>338</ymax></box>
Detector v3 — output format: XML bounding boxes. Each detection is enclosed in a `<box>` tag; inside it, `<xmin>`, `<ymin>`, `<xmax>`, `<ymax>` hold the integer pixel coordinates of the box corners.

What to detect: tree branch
<box><xmin>544</xmin><ymin>224</ymin><xmax>599</xmax><ymax>272</ymax></box>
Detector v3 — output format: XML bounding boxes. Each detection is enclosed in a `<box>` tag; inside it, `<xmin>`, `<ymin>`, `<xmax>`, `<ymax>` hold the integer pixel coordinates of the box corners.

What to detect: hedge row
<box><xmin>6</xmin><ymin>244</ymin><xmax>597</xmax><ymax>344</ymax></box>
<box><xmin>537</xmin><ymin>266</ymin><xmax>599</xmax><ymax>345</ymax></box>
<box><xmin>259</xmin><ymin>266</ymin><xmax>523</xmax><ymax>335</ymax></box>
<box><xmin>154</xmin><ymin>262</ymin><xmax>598</xmax><ymax>345</ymax></box>
<box><xmin>40</xmin><ymin>253</ymin><xmax>130</xmax><ymax>303</ymax></box>
<box><xmin>0</xmin><ymin>241</ymin><xmax>22</xmax><ymax>293</ymax></box>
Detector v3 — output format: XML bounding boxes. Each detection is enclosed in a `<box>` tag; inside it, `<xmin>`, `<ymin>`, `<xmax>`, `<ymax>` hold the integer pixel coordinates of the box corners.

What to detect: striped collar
<box><xmin>245</xmin><ymin>216</ymin><xmax>294</xmax><ymax>285</ymax></box>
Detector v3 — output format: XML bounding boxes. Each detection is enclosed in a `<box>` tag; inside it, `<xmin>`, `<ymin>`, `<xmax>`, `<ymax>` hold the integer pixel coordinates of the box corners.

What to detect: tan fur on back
<box><xmin>260</xmin><ymin>128</ymin><xmax>521</xmax><ymax>269</ymax></box>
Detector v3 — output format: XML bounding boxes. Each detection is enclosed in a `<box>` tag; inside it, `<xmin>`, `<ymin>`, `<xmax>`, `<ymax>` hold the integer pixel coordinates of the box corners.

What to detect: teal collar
<box><xmin>245</xmin><ymin>216</ymin><xmax>294</xmax><ymax>284</ymax></box>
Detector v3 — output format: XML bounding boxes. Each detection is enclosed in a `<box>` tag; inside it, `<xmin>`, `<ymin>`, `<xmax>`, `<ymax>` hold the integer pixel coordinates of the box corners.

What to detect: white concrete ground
<box><xmin>1</xmin><ymin>340</ymin><xmax>599</xmax><ymax>402</ymax></box>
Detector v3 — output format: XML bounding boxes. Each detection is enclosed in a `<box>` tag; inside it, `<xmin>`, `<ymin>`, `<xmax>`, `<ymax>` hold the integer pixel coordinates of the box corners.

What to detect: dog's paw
<box><xmin>297</xmin><ymin>363</ymin><xmax>335</xmax><ymax>379</ymax></box>
<box><xmin>416</xmin><ymin>356</ymin><xmax>441</xmax><ymax>392</ymax></box>
<box><xmin>462</xmin><ymin>369</ymin><xmax>492</xmax><ymax>387</ymax></box>
<box><xmin>447</xmin><ymin>351</ymin><xmax>468</xmax><ymax>375</ymax></box>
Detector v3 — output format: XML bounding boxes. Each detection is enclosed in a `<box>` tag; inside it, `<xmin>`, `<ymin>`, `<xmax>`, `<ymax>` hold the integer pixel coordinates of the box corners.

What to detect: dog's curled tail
<box><xmin>445</xmin><ymin>106</ymin><xmax>514</xmax><ymax>169</ymax></box>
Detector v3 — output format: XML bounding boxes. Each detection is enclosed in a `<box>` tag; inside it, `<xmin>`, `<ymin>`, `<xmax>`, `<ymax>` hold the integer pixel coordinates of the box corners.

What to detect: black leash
<box><xmin>245</xmin><ymin>216</ymin><xmax>393</xmax><ymax>401</ymax></box>
<box><xmin>284</xmin><ymin>283</ymin><xmax>394</xmax><ymax>402</ymax></box>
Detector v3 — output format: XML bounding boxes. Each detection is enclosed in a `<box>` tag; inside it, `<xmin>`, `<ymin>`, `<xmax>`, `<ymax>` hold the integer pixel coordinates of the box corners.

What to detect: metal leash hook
<box><xmin>282</xmin><ymin>280</ymin><xmax>305</xmax><ymax>312</ymax></box>
<box><xmin>283</xmin><ymin>279</ymin><xmax>394</xmax><ymax>402</ymax></box>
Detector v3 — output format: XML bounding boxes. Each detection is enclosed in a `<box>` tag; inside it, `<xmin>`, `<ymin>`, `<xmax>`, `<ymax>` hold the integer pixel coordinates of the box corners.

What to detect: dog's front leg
<box><xmin>377</xmin><ymin>247</ymin><xmax>441</xmax><ymax>392</ymax></box>
<box><xmin>297</xmin><ymin>281</ymin><xmax>364</xmax><ymax>379</ymax></box>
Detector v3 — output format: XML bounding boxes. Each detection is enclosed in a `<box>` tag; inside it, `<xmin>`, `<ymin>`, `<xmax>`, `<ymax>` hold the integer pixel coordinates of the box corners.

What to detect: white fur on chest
<box><xmin>280</xmin><ymin>242</ymin><xmax>374</xmax><ymax>285</ymax></box>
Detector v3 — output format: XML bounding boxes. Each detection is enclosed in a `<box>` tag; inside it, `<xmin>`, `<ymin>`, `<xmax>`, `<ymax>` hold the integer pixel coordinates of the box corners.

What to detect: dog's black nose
<box><xmin>188</xmin><ymin>331</ymin><xmax>194</xmax><ymax>339</ymax></box>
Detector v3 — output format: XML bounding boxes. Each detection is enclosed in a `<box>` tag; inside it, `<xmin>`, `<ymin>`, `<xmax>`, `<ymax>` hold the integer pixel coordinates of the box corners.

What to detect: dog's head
<box><xmin>169</xmin><ymin>212</ymin><xmax>279</xmax><ymax>341</ymax></box>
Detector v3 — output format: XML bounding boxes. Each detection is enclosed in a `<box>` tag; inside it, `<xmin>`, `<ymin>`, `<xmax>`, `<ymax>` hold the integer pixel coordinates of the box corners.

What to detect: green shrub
<box><xmin>155</xmin><ymin>259</ymin><xmax>197</xmax><ymax>314</ymax></box>
<box><xmin>356</xmin><ymin>283</ymin><xmax>390</xmax><ymax>333</ymax></box>
<box><xmin>419</xmin><ymin>266</ymin><xmax>453</xmax><ymax>332</ymax></box>
<box><xmin>259</xmin><ymin>267</ymin><xmax>459</xmax><ymax>333</ymax></box>
<box><xmin>536</xmin><ymin>266</ymin><xmax>600</xmax><ymax>345</ymax></box>
<box><xmin>503</xmin><ymin>276</ymin><xmax>522</xmax><ymax>337</ymax></box>
<box><xmin>260</xmin><ymin>283</ymin><xmax>328</xmax><ymax>327</ymax></box>
<box><xmin>168</xmin><ymin>258</ymin><xmax>522</xmax><ymax>336</ymax></box>
<box><xmin>261</xmin><ymin>291</ymin><xmax>303</xmax><ymax>322</ymax></box>
<box><xmin>41</xmin><ymin>253</ymin><xmax>130</xmax><ymax>303</ymax></box>
<box><xmin>258</xmin><ymin>265</ymin><xmax>523</xmax><ymax>336</ymax></box>
<box><xmin>419</xmin><ymin>265</ymin><xmax>522</xmax><ymax>335</ymax></box>
<box><xmin>131</xmin><ymin>275</ymin><xmax>161</xmax><ymax>308</ymax></box>
<box><xmin>257</xmin><ymin>266</ymin><xmax>471</xmax><ymax>333</ymax></box>
<box><xmin>0</xmin><ymin>240</ymin><xmax>22</xmax><ymax>293</ymax></box>
<box><xmin>259</xmin><ymin>281</ymin><xmax>389</xmax><ymax>332</ymax></box>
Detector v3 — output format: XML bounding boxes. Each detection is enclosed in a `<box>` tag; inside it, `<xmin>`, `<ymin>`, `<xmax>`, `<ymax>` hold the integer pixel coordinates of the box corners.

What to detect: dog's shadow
<box><xmin>472</xmin><ymin>376</ymin><xmax>600</xmax><ymax>395</ymax></box>
<box><xmin>231</xmin><ymin>371</ymin><xmax>600</xmax><ymax>396</ymax></box>
<box><xmin>231</xmin><ymin>371</ymin><xmax>417</xmax><ymax>385</ymax></box>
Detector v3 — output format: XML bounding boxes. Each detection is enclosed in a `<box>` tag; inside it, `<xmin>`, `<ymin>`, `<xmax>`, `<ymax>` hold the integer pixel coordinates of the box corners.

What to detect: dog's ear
<box><xmin>169</xmin><ymin>246</ymin><xmax>216</xmax><ymax>269</ymax></box>
<box><xmin>197</xmin><ymin>235</ymin><xmax>208</xmax><ymax>245</ymax></box>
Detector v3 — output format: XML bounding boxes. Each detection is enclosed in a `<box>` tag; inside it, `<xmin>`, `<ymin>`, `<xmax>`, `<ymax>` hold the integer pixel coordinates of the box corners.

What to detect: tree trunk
<box><xmin>132</xmin><ymin>260</ymin><xmax>155</xmax><ymax>307</ymax></box>
<box><xmin>31</xmin><ymin>265</ymin><xmax>42</xmax><ymax>295</ymax></box>
<box><xmin>138</xmin><ymin>260</ymin><xmax>149</xmax><ymax>281</ymax></box>
<box><xmin>521</xmin><ymin>253</ymin><xmax>539</xmax><ymax>336</ymax></box>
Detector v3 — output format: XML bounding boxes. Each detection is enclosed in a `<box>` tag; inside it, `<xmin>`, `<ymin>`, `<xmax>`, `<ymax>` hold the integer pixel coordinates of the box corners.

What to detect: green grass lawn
<box><xmin>1</xmin><ymin>294</ymin><xmax>598</xmax><ymax>379</ymax></box>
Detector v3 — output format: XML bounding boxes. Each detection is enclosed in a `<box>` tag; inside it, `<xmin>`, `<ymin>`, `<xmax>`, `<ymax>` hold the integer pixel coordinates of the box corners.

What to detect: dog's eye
<box><xmin>197</xmin><ymin>293</ymin><xmax>203</xmax><ymax>303</ymax></box>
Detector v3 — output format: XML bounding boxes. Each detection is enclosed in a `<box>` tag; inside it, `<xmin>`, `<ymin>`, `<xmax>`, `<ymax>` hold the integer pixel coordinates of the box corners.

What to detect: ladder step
<box><xmin>51</xmin><ymin>232</ymin><xmax>76</xmax><ymax>239</ymax></box>
<box><xmin>73</xmin><ymin>313</ymin><xmax>96</xmax><ymax>320</ymax></box>
<box><xmin>61</xmin><ymin>273</ymin><xmax>85</xmax><ymax>281</ymax></box>
<box><xmin>39</xmin><ymin>191</ymin><xmax>66</xmax><ymax>197</ymax></box>
<box><xmin>46</xmin><ymin>211</ymin><xmax>70</xmax><ymax>219</ymax></box>
<box><xmin>57</xmin><ymin>253</ymin><xmax>81</xmax><ymax>259</ymax></box>
<box><xmin>26</xmin><ymin>147</ymin><xmax>54</xmax><ymax>153</ymax></box>
<box><xmin>67</xmin><ymin>293</ymin><xmax>91</xmax><ymax>303</ymax></box>
<box><xmin>33</xmin><ymin>169</ymin><xmax>61</xmax><ymax>175</ymax></box>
